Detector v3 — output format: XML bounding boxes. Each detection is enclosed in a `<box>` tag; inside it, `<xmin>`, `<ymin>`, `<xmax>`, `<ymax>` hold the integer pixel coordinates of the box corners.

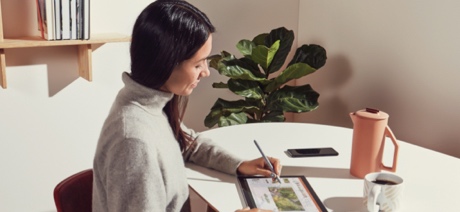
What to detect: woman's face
<box><xmin>161</xmin><ymin>34</ymin><xmax>212</xmax><ymax>96</ymax></box>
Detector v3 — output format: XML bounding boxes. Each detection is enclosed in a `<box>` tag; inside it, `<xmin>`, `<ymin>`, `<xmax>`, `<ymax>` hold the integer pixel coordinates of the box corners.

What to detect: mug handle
<box><xmin>381</xmin><ymin>126</ymin><xmax>399</xmax><ymax>172</ymax></box>
<box><xmin>368</xmin><ymin>185</ymin><xmax>381</xmax><ymax>212</ymax></box>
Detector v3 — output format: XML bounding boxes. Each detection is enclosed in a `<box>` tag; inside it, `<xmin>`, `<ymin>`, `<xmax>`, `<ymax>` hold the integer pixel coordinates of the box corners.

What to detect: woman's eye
<box><xmin>196</xmin><ymin>62</ymin><xmax>206</xmax><ymax>69</ymax></box>
<box><xmin>195</xmin><ymin>58</ymin><xmax>211</xmax><ymax>69</ymax></box>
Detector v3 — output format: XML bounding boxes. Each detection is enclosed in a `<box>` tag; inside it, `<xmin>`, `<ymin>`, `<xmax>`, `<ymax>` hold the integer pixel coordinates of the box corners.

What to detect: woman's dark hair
<box><xmin>130</xmin><ymin>0</ymin><xmax>215</xmax><ymax>151</ymax></box>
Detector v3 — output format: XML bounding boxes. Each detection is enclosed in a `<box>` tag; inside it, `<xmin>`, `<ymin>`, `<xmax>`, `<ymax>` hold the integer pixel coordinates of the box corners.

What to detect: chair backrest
<box><xmin>53</xmin><ymin>169</ymin><xmax>93</xmax><ymax>212</ymax></box>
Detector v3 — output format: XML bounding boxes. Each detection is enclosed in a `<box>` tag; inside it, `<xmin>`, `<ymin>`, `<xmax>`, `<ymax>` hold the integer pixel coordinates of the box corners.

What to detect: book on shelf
<box><xmin>36</xmin><ymin>0</ymin><xmax>90</xmax><ymax>40</ymax></box>
<box><xmin>83</xmin><ymin>0</ymin><xmax>90</xmax><ymax>40</ymax></box>
<box><xmin>61</xmin><ymin>0</ymin><xmax>71</xmax><ymax>39</ymax></box>
<box><xmin>36</xmin><ymin>0</ymin><xmax>55</xmax><ymax>40</ymax></box>
<box><xmin>53</xmin><ymin>0</ymin><xmax>62</xmax><ymax>40</ymax></box>
<box><xmin>76</xmin><ymin>0</ymin><xmax>89</xmax><ymax>40</ymax></box>
<box><xmin>76</xmin><ymin>0</ymin><xmax>82</xmax><ymax>39</ymax></box>
<box><xmin>70</xmin><ymin>0</ymin><xmax>77</xmax><ymax>39</ymax></box>
<box><xmin>35</xmin><ymin>0</ymin><xmax>45</xmax><ymax>39</ymax></box>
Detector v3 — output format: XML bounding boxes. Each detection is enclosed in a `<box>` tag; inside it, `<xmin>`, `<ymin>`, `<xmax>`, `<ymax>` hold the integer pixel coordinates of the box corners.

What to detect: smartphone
<box><xmin>287</xmin><ymin>147</ymin><xmax>339</xmax><ymax>157</ymax></box>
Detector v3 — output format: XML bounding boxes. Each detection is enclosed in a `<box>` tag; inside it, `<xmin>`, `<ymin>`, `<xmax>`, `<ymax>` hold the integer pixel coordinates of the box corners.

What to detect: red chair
<box><xmin>53</xmin><ymin>169</ymin><xmax>93</xmax><ymax>212</ymax></box>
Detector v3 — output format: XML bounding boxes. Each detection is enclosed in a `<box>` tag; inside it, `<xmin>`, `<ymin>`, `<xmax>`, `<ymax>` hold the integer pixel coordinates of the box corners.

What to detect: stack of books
<box><xmin>35</xmin><ymin>0</ymin><xmax>90</xmax><ymax>40</ymax></box>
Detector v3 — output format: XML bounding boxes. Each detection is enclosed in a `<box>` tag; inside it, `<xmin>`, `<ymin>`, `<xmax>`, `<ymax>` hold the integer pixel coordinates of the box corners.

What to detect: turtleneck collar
<box><xmin>119</xmin><ymin>72</ymin><xmax>174</xmax><ymax>114</ymax></box>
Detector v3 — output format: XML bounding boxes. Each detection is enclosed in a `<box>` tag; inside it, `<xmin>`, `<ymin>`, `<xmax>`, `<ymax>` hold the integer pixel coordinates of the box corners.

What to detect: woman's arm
<box><xmin>181</xmin><ymin>124</ymin><xmax>281</xmax><ymax>177</ymax></box>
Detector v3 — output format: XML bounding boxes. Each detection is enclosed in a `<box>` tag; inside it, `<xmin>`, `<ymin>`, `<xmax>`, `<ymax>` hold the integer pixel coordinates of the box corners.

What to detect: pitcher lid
<box><xmin>354</xmin><ymin>108</ymin><xmax>389</xmax><ymax>120</ymax></box>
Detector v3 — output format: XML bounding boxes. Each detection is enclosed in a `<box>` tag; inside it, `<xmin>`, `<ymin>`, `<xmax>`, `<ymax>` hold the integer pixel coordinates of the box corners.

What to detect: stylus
<box><xmin>253</xmin><ymin>140</ymin><xmax>282</xmax><ymax>184</ymax></box>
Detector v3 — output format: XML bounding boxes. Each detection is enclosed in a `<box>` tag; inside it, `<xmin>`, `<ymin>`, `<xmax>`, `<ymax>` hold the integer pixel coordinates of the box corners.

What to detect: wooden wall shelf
<box><xmin>0</xmin><ymin>2</ymin><xmax>131</xmax><ymax>89</ymax></box>
<box><xmin>0</xmin><ymin>34</ymin><xmax>131</xmax><ymax>49</ymax></box>
<box><xmin>0</xmin><ymin>34</ymin><xmax>131</xmax><ymax>89</ymax></box>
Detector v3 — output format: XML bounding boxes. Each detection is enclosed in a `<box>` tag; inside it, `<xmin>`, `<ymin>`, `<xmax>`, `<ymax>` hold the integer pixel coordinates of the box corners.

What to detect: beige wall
<box><xmin>0</xmin><ymin>0</ymin><xmax>299</xmax><ymax>211</ymax></box>
<box><xmin>295</xmin><ymin>1</ymin><xmax>460</xmax><ymax>158</ymax></box>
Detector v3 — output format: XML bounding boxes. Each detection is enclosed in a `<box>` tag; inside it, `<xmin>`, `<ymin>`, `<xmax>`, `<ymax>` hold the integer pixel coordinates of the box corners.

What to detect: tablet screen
<box><xmin>237</xmin><ymin>176</ymin><xmax>327</xmax><ymax>212</ymax></box>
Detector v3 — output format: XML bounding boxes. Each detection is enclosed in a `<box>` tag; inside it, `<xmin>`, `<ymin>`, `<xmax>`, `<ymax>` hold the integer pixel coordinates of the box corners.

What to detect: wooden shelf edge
<box><xmin>0</xmin><ymin>33</ymin><xmax>131</xmax><ymax>49</ymax></box>
<box><xmin>0</xmin><ymin>34</ymin><xmax>130</xmax><ymax>89</ymax></box>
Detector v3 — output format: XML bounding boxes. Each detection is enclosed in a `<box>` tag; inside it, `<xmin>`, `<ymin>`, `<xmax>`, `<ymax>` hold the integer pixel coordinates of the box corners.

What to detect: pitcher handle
<box><xmin>381</xmin><ymin>126</ymin><xmax>399</xmax><ymax>172</ymax></box>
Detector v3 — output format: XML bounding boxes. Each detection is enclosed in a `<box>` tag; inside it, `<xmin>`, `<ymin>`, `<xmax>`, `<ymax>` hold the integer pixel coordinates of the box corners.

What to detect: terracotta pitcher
<box><xmin>349</xmin><ymin>108</ymin><xmax>399</xmax><ymax>178</ymax></box>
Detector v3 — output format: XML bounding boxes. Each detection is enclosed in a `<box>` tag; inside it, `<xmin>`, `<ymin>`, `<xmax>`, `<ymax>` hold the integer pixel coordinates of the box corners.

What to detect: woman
<box><xmin>92</xmin><ymin>0</ymin><xmax>281</xmax><ymax>212</ymax></box>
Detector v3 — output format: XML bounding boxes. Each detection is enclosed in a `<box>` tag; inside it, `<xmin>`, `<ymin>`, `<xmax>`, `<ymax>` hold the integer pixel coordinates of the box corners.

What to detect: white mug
<box><xmin>364</xmin><ymin>172</ymin><xmax>404</xmax><ymax>212</ymax></box>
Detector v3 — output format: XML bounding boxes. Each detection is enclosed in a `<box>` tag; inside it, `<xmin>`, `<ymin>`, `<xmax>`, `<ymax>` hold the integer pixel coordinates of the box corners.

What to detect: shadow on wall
<box><xmin>6</xmin><ymin>47</ymin><xmax>79</xmax><ymax>97</ymax></box>
<box><xmin>294</xmin><ymin>54</ymin><xmax>353</xmax><ymax>128</ymax></box>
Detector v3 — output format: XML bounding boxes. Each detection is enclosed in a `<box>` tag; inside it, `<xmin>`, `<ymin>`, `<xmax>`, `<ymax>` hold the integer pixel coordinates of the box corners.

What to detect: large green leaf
<box><xmin>244</xmin><ymin>98</ymin><xmax>265</xmax><ymax>114</ymax></box>
<box><xmin>288</xmin><ymin>44</ymin><xmax>327</xmax><ymax>69</ymax></box>
<box><xmin>252</xmin><ymin>33</ymin><xmax>268</xmax><ymax>46</ymax></box>
<box><xmin>218</xmin><ymin>59</ymin><xmax>268</xmax><ymax>82</ymax></box>
<box><xmin>228</xmin><ymin>79</ymin><xmax>264</xmax><ymax>99</ymax></box>
<box><xmin>261</xmin><ymin>110</ymin><xmax>285</xmax><ymax>122</ymax></box>
<box><xmin>251</xmin><ymin>40</ymin><xmax>280</xmax><ymax>71</ymax></box>
<box><xmin>204</xmin><ymin>98</ymin><xmax>258</xmax><ymax>128</ymax></box>
<box><xmin>209</xmin><ymin>51</ymin><xmax>232</xmax><ymax>70</ymax></box>
<box><xmin>226</xmin><ymin>58</ymin><xmax>265</xmax><ymax>78</ymax></box>
<box><xmin>236</xmin><ymin>39</ymin><xmax>255</xmax><ymax>57</ymax></box>
<box><xmin>264</xmin><ymin>63</ymin><xmax>316</xmax><ymax>92</ymax></box>
<box><xmin>208</xmin><ymin>54</ymin><xmax>222</xmax><ymax>70</ymax></box>
<box><xmin>217</xmin><ymin>112</ymin><xmax>248</xmax><ymax>127</ymax></box>
<box><xmin>210</xmin><ymin>98</ymin><xmax>256</xmax><ymax>113</ymax></box>
<box><xmin>265</xmin><ymin>27</ymin><xmax>294</xmax><ymax>74</ymax></box>
<box><xmin>212</xmin><ymin>82</ymin><xmax>228</xmax><ymax>88</ymax></box>
<box><xmin>267</xmin><ymin>84</ymin><xmax>319</xmax><ymax>112</ymax></box>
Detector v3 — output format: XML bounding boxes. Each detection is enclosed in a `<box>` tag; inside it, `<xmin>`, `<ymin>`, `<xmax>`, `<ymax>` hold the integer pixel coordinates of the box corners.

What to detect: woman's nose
<box><xmin>202</xmin><ymin>66</ymin><xmax>211</xmax><ymax>78</ymax></box>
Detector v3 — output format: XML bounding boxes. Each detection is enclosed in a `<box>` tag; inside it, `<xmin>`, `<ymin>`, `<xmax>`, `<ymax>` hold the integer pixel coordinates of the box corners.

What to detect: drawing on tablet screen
<box><xmin>246</xmin><ymin>177</ymin><xmax>322</xmax><ymax>212</ymax></box>
<box><xmin>268</xmin><ymin>187</ymin><xmax>305</xmax><ymax>211</ymax></box>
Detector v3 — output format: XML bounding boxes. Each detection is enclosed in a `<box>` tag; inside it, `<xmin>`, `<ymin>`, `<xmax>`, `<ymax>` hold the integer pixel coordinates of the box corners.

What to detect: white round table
<box><xmin>186</xmin><ymin>122</ymin><xmax>460</xmax><ymax>212</ymax></box>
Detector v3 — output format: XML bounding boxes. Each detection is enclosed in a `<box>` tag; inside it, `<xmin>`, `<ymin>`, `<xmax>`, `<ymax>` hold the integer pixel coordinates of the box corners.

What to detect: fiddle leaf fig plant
<box><xmin>204</xmin><ymin>27</ymin><xmax>327</xmax><ymax>128</ymax></box>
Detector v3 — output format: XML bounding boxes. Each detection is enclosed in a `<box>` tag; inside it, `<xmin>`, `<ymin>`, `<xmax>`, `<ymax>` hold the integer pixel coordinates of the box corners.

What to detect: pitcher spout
<box><xmin>350</xmin><ymin>112</ymin><xmax>357</xmax><ymax>124</ymax></box>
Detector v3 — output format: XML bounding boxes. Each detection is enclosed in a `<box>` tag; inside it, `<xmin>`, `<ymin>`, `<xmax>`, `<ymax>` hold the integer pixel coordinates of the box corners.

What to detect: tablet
<box><xmin>237</xmin><ymin>175</ymin><xmax>328</xmax><ymax>212</ymax></box>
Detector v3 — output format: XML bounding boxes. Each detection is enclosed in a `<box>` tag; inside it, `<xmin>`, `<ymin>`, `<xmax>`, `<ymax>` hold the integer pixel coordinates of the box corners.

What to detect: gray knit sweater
<box><xmin>92</xmin><ymin>72</ymin><xmax>243</xmax><ymax>212</ymax></box>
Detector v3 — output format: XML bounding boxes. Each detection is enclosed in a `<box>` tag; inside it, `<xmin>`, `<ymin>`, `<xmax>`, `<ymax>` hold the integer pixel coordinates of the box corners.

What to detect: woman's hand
<box><xmin>235</xmin><ymin>207</ymin><xmax>272</xmax><ymax>212</ymax></box>
<box><xmin>235</xmin><ymin>158</ymin><xmax>280</xmax><ymax>212</ymax></box>
<box><xmin>237</xmin><ymin>156</ymin><xmax>282</xmax><ymax>177</ymax></box>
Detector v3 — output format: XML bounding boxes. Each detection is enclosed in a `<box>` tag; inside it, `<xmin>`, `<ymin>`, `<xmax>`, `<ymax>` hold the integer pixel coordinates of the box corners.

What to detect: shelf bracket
<box><xmin>0</xmin><ymin>49</ymin><xmax>6</xmax><ymax>88</ymax></box>
<box><xmin>78</xmin><ymin>44</ymin><xmax>92</xmax><ymax>81</ymax></box>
